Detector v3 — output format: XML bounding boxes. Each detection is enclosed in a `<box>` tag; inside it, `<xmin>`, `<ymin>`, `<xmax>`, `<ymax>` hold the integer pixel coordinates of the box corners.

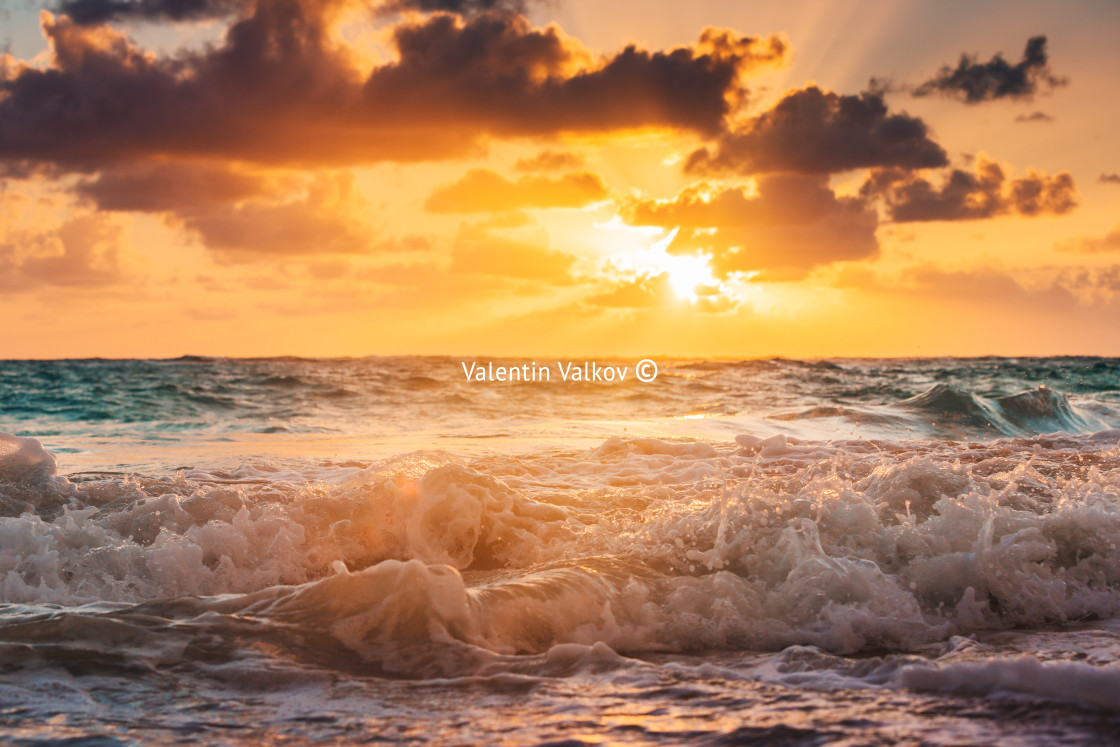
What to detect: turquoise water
<box><xmin>3</xmin><ymin>356</ymin><xmax>1119</xmax><ymax>470</ymax></box>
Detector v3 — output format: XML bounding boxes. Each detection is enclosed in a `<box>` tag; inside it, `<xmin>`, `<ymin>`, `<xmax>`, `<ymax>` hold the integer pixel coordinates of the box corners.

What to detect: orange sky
<box><xmin>1</xmin><ymin>0</ymin><xmax>1119</xmax><ymax>358</ymax></box>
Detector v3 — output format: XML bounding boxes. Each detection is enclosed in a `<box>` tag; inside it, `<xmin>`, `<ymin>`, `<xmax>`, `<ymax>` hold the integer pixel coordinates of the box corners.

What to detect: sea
<box><xmin>3</xmin><ymin>356</ymin><xmax>1120</xmax><ymax>745</ymax></box>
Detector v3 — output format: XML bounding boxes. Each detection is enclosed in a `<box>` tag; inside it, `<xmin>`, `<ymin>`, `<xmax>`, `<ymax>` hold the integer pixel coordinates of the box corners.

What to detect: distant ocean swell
<box><xmin>2</xmin><ymin>357</ymin><xmax>1120</xmax><ymax>444</ymax></box>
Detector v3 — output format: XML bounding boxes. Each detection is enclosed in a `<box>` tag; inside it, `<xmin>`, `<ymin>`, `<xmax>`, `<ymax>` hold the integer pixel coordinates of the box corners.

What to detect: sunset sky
<box><xmin>2</xmin><ymin>0</ymin><xmax>1119</xmax><ymax>358</ymax></box>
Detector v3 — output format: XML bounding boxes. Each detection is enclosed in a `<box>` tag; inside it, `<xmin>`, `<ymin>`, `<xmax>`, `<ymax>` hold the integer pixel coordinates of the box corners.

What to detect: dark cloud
<box><xmin>514</xmin><ymin>149</ymin><xmax>585</xmax><ymax>172</ymax></box>
<box><xmin>366</xmin><ymin>20</ymin><xmax>788</xmax><ymax>141</ymax></box>
<box><xmin>862</xmin><ymin>156</ymin><xmax>1078</xmax><ymax>222</ymax></box>
<box><xmin>1101</xmin><ymin>174</ymin><xmax>1120</xmax><ymax>185</ymax></box>
<box><xmin>686</xmin><ymin>86</ymin><xmax>947</xmax><ymax>176</ymax></box>
<box><xmin>0</xmin><ymin>5</ymin><xmax>787</xmax><ymax>172</ymax></box>
<box><xmin>379</xmin><ymin>0</ymin><xmax>530</xmax><ymax>16</ymax></box>
<box><xmin>72</xmin><ymin>161</ymin><xmax>371</xmax><ymax>259</ymax></box>
<box><xmin>55</xmin><ymin>0</ymin><xmax>245</xmax><ymax>25</ymax></box>
<box><xmin>425</xmin><ymin>168</ymin><xmax>607</xmax><ymax>213</ymax></box>
<box><xmin>912</xmin><ymin>36</ymin><xmax>1066</xmax><ymax>104</ymax></box>
<box><xmin>1014</xmin><ymin>111</ymin><xmax>1053</xmax><ymax>123</ymax></box>
<box><xmin>0</xmin><ymin>214</ymin><xmax>126</xmax><ymax>291</ymax></box>
<box><xmin>76</xmin><ymin>161</ymin><xmax>271</xmax><ymax>212</ymax></box>
<box><xmin>622</xmin><ymin>174</ymin><xmax>879</xmax><ymax>279</ymax></box>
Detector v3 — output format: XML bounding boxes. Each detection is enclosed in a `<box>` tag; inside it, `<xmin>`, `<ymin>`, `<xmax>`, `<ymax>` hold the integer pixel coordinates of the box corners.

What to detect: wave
<box><xmin>898</xmin><ymin>657</ymin><xmax>1120</xmax><ymax>711</ymax></box>
<box><xmin>7</xmin><ymin>430</ymin><xmax>1120</xmax><ymax>678</ymax></box>
<box><xmin>6</xmin><ymin>358</ymin><xmax>1120</xmax><ymax>445</ymax></box>
<box><xmin>897</xmin><ymin>383</ymin><xmax>1105</xmax><ymax>437</ymax></box>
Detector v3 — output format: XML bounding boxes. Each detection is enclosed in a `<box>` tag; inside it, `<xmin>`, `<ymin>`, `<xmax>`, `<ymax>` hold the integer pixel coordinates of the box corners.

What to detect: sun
<box><xmin>645</xmin><ymin>227</ymin><xmax>719</xmax><ymax>301</ymax></box>
<box><xmin>660</xmin><ymin>252</ymin><xmax>718</xmax><ymax>300</ymax></box>
<box><xmin>592</xmin><ymin>220</ymin><xmax>725</xmax><ymax>303</ymax></box>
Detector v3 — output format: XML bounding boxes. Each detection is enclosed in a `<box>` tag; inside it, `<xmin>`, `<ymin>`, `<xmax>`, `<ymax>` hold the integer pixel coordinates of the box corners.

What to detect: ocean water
<box><xmin>4</xmin><ymin>356</ymin><xmax>1120</xmax><ymax>745</ymax></box>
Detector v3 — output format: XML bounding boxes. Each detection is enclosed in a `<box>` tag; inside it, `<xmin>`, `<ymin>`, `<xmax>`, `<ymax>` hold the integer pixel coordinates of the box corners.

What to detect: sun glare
<box><xmin>594</xmin><ymin>222</ymin><xmax>724</xmax><ymax>303</ymax></box>
<box><xmin>646</xmin><ymin>227</ymin><xmax>718</xmax><ymax>301</ymax></box>
<box><xmin>661</xmin><ymin>253</ymin><xmax>717</xmax><ymax>300</ymax></box>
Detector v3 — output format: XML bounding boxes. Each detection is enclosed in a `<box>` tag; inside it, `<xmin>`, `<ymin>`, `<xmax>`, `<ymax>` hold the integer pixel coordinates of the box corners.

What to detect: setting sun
<box><xmin>660</xmin><ymin>252</ymin><xmax>720</xmax><ymax>301</ymax></box>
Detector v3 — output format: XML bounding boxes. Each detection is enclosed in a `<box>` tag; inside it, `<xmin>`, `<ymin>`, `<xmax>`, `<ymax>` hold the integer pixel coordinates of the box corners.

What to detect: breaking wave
<box><xmin>6</xmin><ymin>429</ymin><xmax>1120</xmax><ymax>681</ymax></box>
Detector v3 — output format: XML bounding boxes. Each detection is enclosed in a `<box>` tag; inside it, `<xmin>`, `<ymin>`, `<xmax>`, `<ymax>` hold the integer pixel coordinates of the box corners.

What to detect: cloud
<box><xmin>1055</xmin><ymin>225</ymin><xmax>1120</xmax><ymax>254</ymax></box>
<box><xmin>360</xmin><ymin>253</ymin><xmax>575</xmax><ymax>311</ymax></box>
<box><xmin>1101</xmin><ymin>174</ymin><xmax>1120</xmax><ymax>185</ymax></box>
<box><xmin>899</xmin><ymin>266</ymin><xmax>1074</xmax><ymax>308</ymax></box>
<box><xmin>54</xmin><ymin>0</ymin><xmax>246</xmax><ymax>25</ymax></box>
<box><xmin>862</xmin><ymin>156</ymin><xmax>1077</xmax><ymax>222</ymax></box>
<box><xmin>0</xmin><ymin>7</ymin><xmax>789</xmax><ymax>172</ymax></box>
<box><xmin>358</xmin><ymin>215</ymin><xmax>577</xmax><ymax>293</ymax></box>
<box><xmin>588</xmin><ymin>272</ymin><xmax>674</xmax><ymax>308</ymax></box>
<box><xmin>179</xmin><ymin>172</ymin><xmax>375</xmax><ymax>259</ymax></box>
<box><xmin>904</xmin><ymin>265</ymin><xmax>1080</xmax><ymax>313</ymax></box>
<box><xmin>74</xmin><ymin>161</ymin><xmax>375</xmax><ymax>259</ymax></box>
<box><xmin>0</xmin><ymin>213</ymin><xmax>128</xmax><ymax>290</ymax></box>
<box><xmin>1057</xmin><ymin>265</ymin><xmax>1120</xmax><ymax>298</ymax></box>
<box><xmin>378</xmin><ymin>0</ymin><xmax>531</xmax><ymax>16</ymax></box>
<box><xmin>440</xmin><ymin>215</ymin><xmax>576</xmax><ymax>281</ymax></box>
<box><xmin>1014</xmin><ymin>111</ymin><xmax>1053</xmax><ymax>123</ymax></box>
<box><xmin>450</xmin><ymin>235</ymin><xmax>576</xmax><ymax>282</ymax></box>
<box><xmin>360</xmin><ymin>262</ymin><xmax>519</xmax><ymax>310</ymax></box>
<box><xmin>686</xmin><ymin>86</ymin><xmax>947</xmax><ymax>175</ymax></box>
<box><xmin>374</xmin><ymin>234</ymin><xmax>435</xmax><ymax>253</ymax></box>
<box><xmin>912</xmin><ymin>36</ymin><xmax>1066</xmax><ymax>104</ymax></box>
<box><xmin>837</xmin><ymin>263</ymin><xmax>1078</xmax><ymax>312</ymax></box>
<box><xmin>76</xmin><ymin>161</ymin><xmax>271</xmax><ymax>212</ymax></box>
<box><xmin>622</xmin><ymin>174</ymin><xmax>879</xmax><ymax>279</ymax></box>
<box><xmin>425</xmin><ymin>168</ymin><xmax>607</xmax><ymax>213</ymax></box>
<box><xmin>513</xmin><ymin>149</ymin><xmax>585</xmax><ymax>172</ymax></box>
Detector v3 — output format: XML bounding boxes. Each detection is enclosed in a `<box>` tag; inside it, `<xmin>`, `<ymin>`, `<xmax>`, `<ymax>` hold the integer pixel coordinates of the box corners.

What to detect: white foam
<box><xmin>5</xmin><ymin>431</ymin><xmax>1120</xmax><ymax>661</ymax></box>
<box><xmin>0</xmin><ymin>433</ymin><xmax>56</xmax><ymax>483</ymax></box>
<box><xmin>898</xmin><ymin>657</ymin><xmax>1120</xmax><ymax>711</ymax></box>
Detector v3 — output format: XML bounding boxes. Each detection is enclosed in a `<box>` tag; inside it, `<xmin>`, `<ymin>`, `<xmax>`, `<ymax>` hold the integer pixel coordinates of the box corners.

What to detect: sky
<box><xmin>1</xmin><ymin>0</ymin><xmax>1119</xmax><ymax>358</ymax></box>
